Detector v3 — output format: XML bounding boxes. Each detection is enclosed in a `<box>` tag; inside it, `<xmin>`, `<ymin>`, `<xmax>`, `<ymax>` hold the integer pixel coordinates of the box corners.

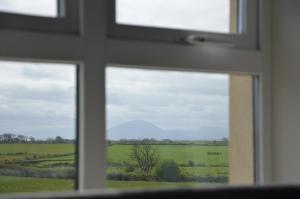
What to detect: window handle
<box><xmin>179</xmin><ymin>35</ymin><xmax>234</xmax><ymax>46</ymax></box>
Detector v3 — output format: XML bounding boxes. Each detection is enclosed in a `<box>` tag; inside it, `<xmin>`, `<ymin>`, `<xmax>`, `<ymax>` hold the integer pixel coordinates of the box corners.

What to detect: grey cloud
<box><xmin>0</xmin><ymin>0</ymin><xmax>57</xmax><ymax>17</ymax></box>
<box><xmin>0</xmin><ymin>114</ymin><xmax>76</xmax><ymax>139</ymax></box>
<box><xmin>22</xmin><ymin>66</ymin><xmax>56</xmax><ymax>80</ymax></box>
<box><xmin>0</xmin><ymin>61</ymin><xmax>76</xmax><ymax>139</ymax></box>
<box><xmin>117</xmin><ymin>0</ymin><xmax>229</xmax><ymax>33</ymax></box>
<box><xmin>0</xmin><ymin>85</ymin><xmax>75</xmax><ymax>104</ymax></box>
<box><xmin>107</xmin><ymin>89</ymin><xmax>228</xmax><ymax>108</ymax></box>
<box><xmin>106</xmin><ymin>67</ymin><xmax>229</xmax><ymax>138</ymax></box>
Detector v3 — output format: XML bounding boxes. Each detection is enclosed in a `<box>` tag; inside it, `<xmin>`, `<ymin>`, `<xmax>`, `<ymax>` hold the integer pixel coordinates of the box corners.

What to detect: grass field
<box><xmin>107</xmin><ymin>145</ymin><xmax>228</xmax><ymax>165</ymax></box>
<box><xmin>106</xmin><ymin>180</ymin><xmax>223</xmax><ymax>189</ymax></box>
<box><xmin>0</xmin><ymin>176</ymin><xmax>74</xmax><ymax>193</ymax></box>
<box><xmin>0</xmin><ymin>144</ymin><xmax>76</xmax><ymax>194</ymax></box>
<box><xmin>107</xmin><ymin>144</ymin><xmax>228</xmax><ymax>179</ymax></box>
<box><xmin>0</xmin><ymin>144</ymin><xmax>74</xmax><ymax>155</ymax></box>
<box><xmin>0</xmin><ymin>177</ymin><xmax>220</xmax><ymax>193</ymax></box>
<box><xmin>0</xmin><ymin>142</ymin><xmax>228</xmax><ymax>194</ymax></box>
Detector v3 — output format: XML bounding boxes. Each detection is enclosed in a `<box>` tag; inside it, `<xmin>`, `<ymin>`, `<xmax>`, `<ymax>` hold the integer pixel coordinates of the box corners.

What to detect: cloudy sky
<box><xmin>106</xmin><ymin>67</ymin><xmax>229</xmax><ymax>139</ymax></box>
<box><xmin>117</xmin><ymin>0</ymin><xmax>230</xmax><ymax>33</ymax></box>
<box><xmin>0</xmin><ymin>61</ymin><xmax>76</xmax><ymax>139</ymax></box>
<box><xmin>0</xmin><ymin>0</ymin><xmax>57</xmax><ymax>17</ymax></box>
<box><xmin>0</xmin><ymin>62</ymin><xmax>228</xmax><ymax>140</ymax></box>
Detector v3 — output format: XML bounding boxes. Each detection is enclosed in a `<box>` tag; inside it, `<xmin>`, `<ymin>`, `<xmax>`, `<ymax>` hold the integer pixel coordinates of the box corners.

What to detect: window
<box><xmin>105</xmin><ymin>66</ymin><xmax>255</xmax><ymax>189</ymax></box>
<box><xmin>109</xmin><ymin>0</ymin><xmax>258</xmax><ymax>48</ymax></box>
<box><xmin>0</xmin><ymin>0</ymin><xmax>269</xmax><ymax>193</ymax></box>
<box><xmin>0</xmin><ymin>0</ymin><xmax>79</xmax><ymax>33</ymax></box>
<box><xmin>0</xmin><ymin>0</ymin><xmax>58</xmax><ymax>18</ymax></box>
<box><xmin>0</xmin><ymin>60</ymin><xmax>78</xmax><ymax>194</ymax></box>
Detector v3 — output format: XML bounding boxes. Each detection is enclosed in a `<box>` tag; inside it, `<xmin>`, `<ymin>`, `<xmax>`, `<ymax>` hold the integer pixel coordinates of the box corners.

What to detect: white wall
<box><xmin>272</xmin><ymin>0</ymin><xmax>300</xmax><ymax>183</ymax></box>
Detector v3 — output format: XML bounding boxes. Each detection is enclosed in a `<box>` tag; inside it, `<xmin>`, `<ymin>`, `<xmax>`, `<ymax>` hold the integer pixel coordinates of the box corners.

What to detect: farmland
<box><xmin>0</xmin><ymin>144</ymin><xmax>76</xmax><ymax>193</ymax></box>
<box><xmin>0</xmin><ymin>140</ymin><xmax>228</xmax><ymax>194</ymax></box>
<box><xmin>0</xmin><ymin>176</ymin><xmax>74</xmax><ymax>193</ymax></box>
<box><xmin>107</xmin><ymin>144</ymin><xmax>228</xmax><ymax>166</ymax></box>
<box><xmin>106</xmin><ymin>141</ymin><xmax>228</xmax><ymax>186</ymax></box>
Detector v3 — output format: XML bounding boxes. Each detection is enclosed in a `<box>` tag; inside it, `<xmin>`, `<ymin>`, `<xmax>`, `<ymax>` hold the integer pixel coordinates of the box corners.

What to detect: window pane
<box><xmin>116</xmin><ymin>0</ymin><xmax>236</xmax><ymax>33</ymax></box>
<box><xmin>105</xmin><ymin>67</ymin><xmax>230</xmax><ymax>189</ymax></box>
<box><xmin>0</xmin><ymin>61</ymin><xmax>77</xmax><ymax>194</ymax></box>
<box><xmin>0</xmin><ymin>0</ymin><xmax>58</xmax><ymax>17</ymax></box>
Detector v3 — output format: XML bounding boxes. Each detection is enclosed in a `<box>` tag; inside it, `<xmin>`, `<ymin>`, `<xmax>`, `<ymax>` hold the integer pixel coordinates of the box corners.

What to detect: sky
<box><xmin>106</xmin><ymin>67</ymin><xmax>229</xmax><ymax>140</ymax></box>
<box><xmin>117</xmin><ymin>0</ymin><xmax>230</xmax><ymax>33</ymax></box>
<box><xmin>0</xmin><ymin>0</ymin><xmax>57</xmax><ymax>17</ymax></box>
<box><xmin>0</xmin><ymin>62</ymin><xmax>228</xmax><ymax>140</ymax></box>
<box><xmin>0</xmin><ymin>61</ymin><xmax>76</xmax><ymax>139</ymax></box>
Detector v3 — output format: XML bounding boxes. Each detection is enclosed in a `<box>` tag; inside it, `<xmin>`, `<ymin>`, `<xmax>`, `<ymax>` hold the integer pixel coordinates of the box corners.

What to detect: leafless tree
<box><xmin>130</xmin><ymin>141</ymin><xmax>160</xmax><ymax>174</ymax></box>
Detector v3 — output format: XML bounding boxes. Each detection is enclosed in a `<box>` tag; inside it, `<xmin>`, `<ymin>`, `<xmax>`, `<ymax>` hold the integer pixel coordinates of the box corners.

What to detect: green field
<box><xmin>108</xmin><ymin>144</ymin><xmax>228</xmax><ymax>165</ymax></box>
<box><xmin>0</xmin><ymin>144</ymin><xmax>76</xmax><ymax>194</ymax></box>
<box><xmin>106</xmin><ymin>180</ymin><xmax>222</xmax><ymax>189</ymax></box>
<box><xmin>0</xmin><ymin>177</ymin><xmax>220</xmax><ymax>193</ymax></box>
<box><xmin>0</xmin><ymin>176</ymin><xmax>74</xmax><ymax>193</ymax></box>
<box><xmin>0</xmin><ymin>142</ymin><xmax>228</xmax><ymax>194</ymax></box>
<box><xmin>107</xmin><ymin>144</ymin><xmax>228</xmax><ymax>178</ymax></box>
<box><xmin>0</xmin><ymin>144</ymin><xmax>74</xmax><ymax>154</ymax></box>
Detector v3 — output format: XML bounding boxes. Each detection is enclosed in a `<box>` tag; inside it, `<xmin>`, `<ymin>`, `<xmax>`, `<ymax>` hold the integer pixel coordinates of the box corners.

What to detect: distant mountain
<box><xmin>107</xmin><ymin>120</ymin><xmax>164</xmax><ymax>140</ymax></box>
<box><xmin>107</xmin><ymin>120</ymin><xmax>228</xmax><ymax>141</ymax></box>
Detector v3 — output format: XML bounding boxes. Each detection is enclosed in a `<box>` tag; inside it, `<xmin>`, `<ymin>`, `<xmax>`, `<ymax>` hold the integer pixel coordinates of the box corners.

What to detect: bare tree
<box><xmin>131</xmin><ymin>141</ymin><xmax>160</xmax><ymax>174</ymax></box>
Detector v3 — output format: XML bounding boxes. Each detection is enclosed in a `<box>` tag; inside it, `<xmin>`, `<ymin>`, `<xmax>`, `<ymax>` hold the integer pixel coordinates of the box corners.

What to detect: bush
<box><xmin>188</xmin><ymin>160</ymin><xmax>194</xmax><ymax>167</ymax></box>
<box><xmin>182</xmin><ymin>176</ymin><xmax>228</xmax><ymax>183</ymax></box>
<box><xmin>155</xmin><ymin>160</ymin><xmax>181</xmax><ymax>182</ymax></box>
<box><xmin>0</xmin><ymin>165</ymin><xmax>75</xmax><ymax>179</ymax></box>
<box><xmin>125</xmin><ymin>164</ymin><xmax>135</xmax><ymax>172</ymax></box>
<box><xmin>107</xmin><ymin>173</ymin><xmax>157</xmax><ymax>181</ymax></box>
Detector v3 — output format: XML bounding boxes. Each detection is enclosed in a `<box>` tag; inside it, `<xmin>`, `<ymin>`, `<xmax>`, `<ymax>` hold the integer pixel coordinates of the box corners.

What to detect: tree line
<box><xmin>108</xmin><ymin>138</ymin><xmax>228</xmax><ymax>146</ymax></box>
<box><xmin>0</xmin><ymin>133</ymin><xmax>75</xmax><ymax>144</ymax></box>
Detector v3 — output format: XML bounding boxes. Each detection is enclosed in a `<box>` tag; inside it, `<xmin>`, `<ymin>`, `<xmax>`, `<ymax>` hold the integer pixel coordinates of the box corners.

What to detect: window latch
<box><xmin>179</xmin><ymin>35</ymin><xmax>234</xmax><ymax>47</ymax></box>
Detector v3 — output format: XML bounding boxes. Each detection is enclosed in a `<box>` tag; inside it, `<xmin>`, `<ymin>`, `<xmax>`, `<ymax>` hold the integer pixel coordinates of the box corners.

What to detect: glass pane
<box><xmin>116</xmin><ymin>0</ymin><xmax>237</xmax><ymax>33</ymax></box>
<box><xmin>0</xmin><ymin>0</ymin><xmax>58</xmax><ymax>17</ymax></box>
<box><xmin>105</xmin><ymin>67</ymin><xmax>230</xmax><ymax>189</ymax></box>
<box><xmin>0</xmin><ymin>61</ymin><xmax>77</xmax><ymax>194</ymax></box>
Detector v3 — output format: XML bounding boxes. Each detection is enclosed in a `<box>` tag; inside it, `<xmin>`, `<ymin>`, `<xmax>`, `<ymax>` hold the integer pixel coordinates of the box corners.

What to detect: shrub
<box><xmin>155</xmin><ymin>160</ymin><xmax>181</xmax><ymax>182</ymax></box>
<box><xmin>182</xmin><ymin>176</ymin><xmax>228</xmax><ymax>183</ymax></box>
<box><xmin>107</xmin><ymin>173</ymin><xmax>157</xmax><ymax>181</ymax></box>
<box><xmin>188</xmin><ymin>160</ymin><xmax>194</xmax><ymax>167</ymax></box>
<box><xmin>125</xmin><ymin>164</ymin><xmax>135</xmax><ymax>173</ymax></box>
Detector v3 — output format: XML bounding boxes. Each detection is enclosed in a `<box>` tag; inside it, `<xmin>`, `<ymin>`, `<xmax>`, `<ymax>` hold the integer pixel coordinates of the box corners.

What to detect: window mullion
<box><xmin>78</xmin><ymin>0</ymin><xmax>107</xmax><ymax>191</ymax></box>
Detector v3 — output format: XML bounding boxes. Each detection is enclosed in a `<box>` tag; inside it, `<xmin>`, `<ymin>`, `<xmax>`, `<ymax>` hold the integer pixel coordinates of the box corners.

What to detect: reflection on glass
<box><xmin>105</xmin><ymin>67</ymin><xmax>229</xmax><ymax>189</ymax></box>
<box><xmin>0</xmin><ymin>61</ymin><xmax>77</xmax><ymax>193</ymax></box>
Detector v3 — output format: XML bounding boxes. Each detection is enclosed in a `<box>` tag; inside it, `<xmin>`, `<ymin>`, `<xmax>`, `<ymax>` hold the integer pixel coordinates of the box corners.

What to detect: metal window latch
<box><xmin>178</xmin><ymin>35</ymin><xmax>234</xmax><ymax>47</ymax></box>
<box><xmin>180</xmin><ymin>35</ymin><xmax>207</xmax><ymax>45</ymax></box>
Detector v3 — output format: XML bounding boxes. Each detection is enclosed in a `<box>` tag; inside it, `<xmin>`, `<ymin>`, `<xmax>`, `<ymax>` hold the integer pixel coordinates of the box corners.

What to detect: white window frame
<box><xmin>108</xmin><ymin>0</ymin><xmax>258</xmax><ymax>49</ymax></box>
<box><xmin>0</xmin><ymin>0</ymin><xmax>79</xmax><ymax>34</ymax></box>
<box><xmin>0</xmin><ymin>0</ymin><xmax>272</xmax><ymax>192</ymax></box>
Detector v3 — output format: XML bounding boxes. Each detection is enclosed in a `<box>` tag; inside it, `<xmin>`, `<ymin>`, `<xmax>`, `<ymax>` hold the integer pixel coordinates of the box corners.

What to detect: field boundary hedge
<box><xmin>107</xmin><ymin>173</ymin><xmax>228</xmax><ymax>183</ymax></box>
<box><xmin>0</xmin><ymin>165</ymin><xmax>75</xmax><ymax>179</ymax></box>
